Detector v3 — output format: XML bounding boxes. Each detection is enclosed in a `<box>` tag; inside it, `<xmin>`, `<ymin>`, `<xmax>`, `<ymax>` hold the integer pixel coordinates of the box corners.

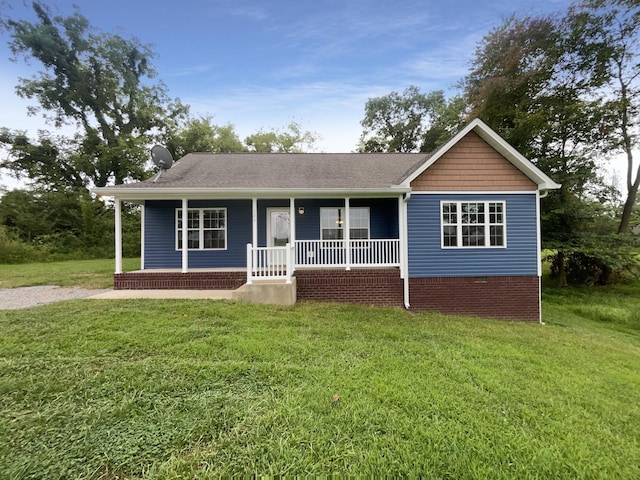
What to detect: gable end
<box><xmin>410</xmin><ymin>132</ymin><xmax>537</xmax><ymax>191</ymax></box>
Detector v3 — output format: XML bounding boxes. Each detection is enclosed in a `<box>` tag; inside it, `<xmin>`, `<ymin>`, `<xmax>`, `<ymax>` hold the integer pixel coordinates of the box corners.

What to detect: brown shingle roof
<box><xmin>113</xmin><ymin>152</ymin><xmax>429</xmax><ymax>190</ymax></box>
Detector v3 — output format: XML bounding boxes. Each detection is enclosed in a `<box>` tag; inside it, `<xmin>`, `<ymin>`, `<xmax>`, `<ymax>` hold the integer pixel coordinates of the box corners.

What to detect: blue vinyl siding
<box><xmin>407</xmin><ymin>193</ymin><xmax>538</xmax><ymax>277</ymax></box>
<box><xmin>144</xmin><ymin>198</ymin><xmax>400</xmax><ymax>269</ymax></box>
<box><xmin>293</xmin><ymin>198</ymin><xmax>399</xmax><ymax>240</ymax></box>
<box><xmin>144</xmin><ymin>200</ymin><xmax>252</xmax><ymax>269</ymax></box>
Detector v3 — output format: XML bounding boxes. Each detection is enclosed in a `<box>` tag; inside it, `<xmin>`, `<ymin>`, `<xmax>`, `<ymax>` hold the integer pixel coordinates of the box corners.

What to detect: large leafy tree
<box><xmin>463</xmin><ymin>13</ymin><xmax>630</xmax><ymax>285</ymax></box>
<box><xmin>566</xmin><ymin>0</ymin><xmax>640</xmax><ymax>233</ymax></box>
<box><xmin>1</xmin><ymin>1</ymin><xmax>188</xmax><ymax>186</ymax></box>
<box><xmin>359</xmin><ymin>86</ymin><xmax>465</xmax><ymax>153</ymax></box>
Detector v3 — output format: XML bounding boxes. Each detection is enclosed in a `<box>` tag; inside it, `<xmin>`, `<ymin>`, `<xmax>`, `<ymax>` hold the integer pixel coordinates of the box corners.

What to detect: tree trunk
<box><xmin>618</xmin><ymin>171</ymin><xmax>639</xmax><ymax>233</ymax></box>
<box><xmin>556</xmin><ymin>251</ymin><xmax>568</xmax><ymax>288</ymax></box>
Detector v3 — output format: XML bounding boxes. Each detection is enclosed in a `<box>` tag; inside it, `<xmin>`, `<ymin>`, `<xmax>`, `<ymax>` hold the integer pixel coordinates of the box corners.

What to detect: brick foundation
<box><xmin>409</xmin><ymin>276</ymin><xmax>540</xmax><ymax>322</ymax></box>
<box><xmin>294</xmin><ymin>268</ymin><xmax>404</xmax><ymax>307</ymax></box>
<box><xmin>114</xmin><ymin>271</ymin><xmax>246</xmax><ymax>290</ymax></box>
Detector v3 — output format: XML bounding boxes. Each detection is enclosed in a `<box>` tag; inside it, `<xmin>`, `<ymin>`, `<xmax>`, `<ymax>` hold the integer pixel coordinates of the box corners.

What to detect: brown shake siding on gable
<box><xmin>410</xmin><ymin>132</ymin><xmax>537</xmax><ymax>191</ymax></box>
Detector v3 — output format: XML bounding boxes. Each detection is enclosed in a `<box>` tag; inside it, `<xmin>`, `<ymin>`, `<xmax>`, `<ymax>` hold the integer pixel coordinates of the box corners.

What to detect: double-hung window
<box><xmin>441</xmin><ymin>201</ymin><xmax>505</xmax><ymax>248</ymax></box>
<box><xmin>176</xmin><ymin>208</ymin><xmax>226</xmax><ymax>250</ymax></box>
<box><xmin>320</xmin><ymin>207</ymin><xmax>370</xmax><ymax>240</ymax></box>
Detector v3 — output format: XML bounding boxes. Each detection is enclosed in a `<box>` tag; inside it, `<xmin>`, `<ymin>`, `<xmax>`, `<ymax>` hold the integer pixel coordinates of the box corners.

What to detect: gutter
<box><xmin>402</xmin><ymin>191</ymin><xmax>412</xmax><ymax>309</ymax></box>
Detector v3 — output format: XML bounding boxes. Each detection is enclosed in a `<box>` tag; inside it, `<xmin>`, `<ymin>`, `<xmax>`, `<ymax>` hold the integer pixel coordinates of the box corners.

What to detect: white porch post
<box><xmin>140</xmin><ymin>202</ymin><xmax>145</xmax><ymax>270</ymax></box>
<box><xmin>397</xmin><ymin>196</ymin><xmax>404</xmax><ymax>279</ymax></box>
<box><xmin>181</xmin><ymin>198</ymin><xmax>188</xmax><ymax>273</ymax></box>
<box><xmin>252</xmin><ymin>198</ymin><xmax>258</xmax><ymax>247</ymax></box>
<box><xmin>401</xmin><ymin>194</ymin><xmax>410</xmax><ymax>309</ymax></box>
<box><xmin>344</xmin><ymin>197</ymin><xmax>350</xmax><ymax>270</ymax></box>
<box><xmin>289</xmin><ymin>197</ymin><xmax>296</xmax><ymax>269</ymax></box>
<box><xmin>114</xmin><ymin>197</ymin><xmax>123</xmax><ymax>274</ymax></box>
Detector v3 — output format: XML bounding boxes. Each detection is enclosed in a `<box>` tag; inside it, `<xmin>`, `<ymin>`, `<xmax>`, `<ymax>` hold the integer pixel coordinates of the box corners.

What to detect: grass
<box><xmin>0</xmin><ymin>258</ymin><xmax>139</xmax><ymax>289</ymax></box>
<box><xmin>0</xmin><ymin>262</ymin><xmax>639</xmax><ymax>478</ymax></box>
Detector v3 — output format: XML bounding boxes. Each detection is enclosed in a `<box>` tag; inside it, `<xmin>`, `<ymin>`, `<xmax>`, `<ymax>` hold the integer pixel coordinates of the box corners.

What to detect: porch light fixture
<box><xmin>298</xmin><ymin>206</ymin><xmax>305</xmax><ymax>215</ymax></box>
<box><xmin>337</xmin><ymin>209</ymin><xmax>343</xmax><ymax>226</ymax></box>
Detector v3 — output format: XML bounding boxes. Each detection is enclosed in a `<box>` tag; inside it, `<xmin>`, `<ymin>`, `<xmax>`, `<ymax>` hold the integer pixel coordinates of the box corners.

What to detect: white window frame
<box><xmin>176</xmin><ymin>208</ymin><xmax>227</xmax><ymax>251</ymax></box>
<box><xmin>440</xmin><ymin>201</ymin><xmax>506</xmax><ymax>249</ymax></box>
<box><xmin>320</xmin><ymin>207</ymin><xmax>370</xmax><ymax>241</ymax></box>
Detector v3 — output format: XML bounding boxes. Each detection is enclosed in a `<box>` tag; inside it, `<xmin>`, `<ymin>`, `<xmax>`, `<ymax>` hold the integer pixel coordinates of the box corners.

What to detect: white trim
<box><xmin>176</xmin><ymin>207</ymin><xmax>228</xmax><ymax>251</ymax></box>
<box><xmin>266</xmin><ymin>207</ymin><xmax>291</xmax><ymax>248</ymax></box>
<box><xmin>440</xmin><ymin>200</ymin><xmax>507</xmax><ymax>249</ymax></box>
<box><xmin>115</xmin><ymin>199</ymin><xmax>122</xmax><ymax>274</ymax></box>
<box><xmin>251</xmin><ymin>198</ymin><xmax>258</xmax><ymax>248</ymax></box>
<box><xmin>344</xmin><ymin>198</ymin><xmax>350</xmax><ymax>271</ymax></box>
<box><xmin>401</xmin><ymin>118</ymin><xmax>561</xmax><ymax>191</ymax></box>
<box><xmin>181</xmin><ymin>199</ymin><xmax>188</xmax><ymax>273</ymax></box>
<box><xmin>94</xmin><ymin>187</ymin><xmax>411</xmax><ymax>202</ymax></box>
<box><xmin>536</xmin><ymin>191</ymin><xmax>542</xmax><ymax>277</ymax></box>
<box><xmin>401</xmin><ymin>193</ymin><xmax>410</xmax><ymax>308</ymax></box>
<box><xmin>140</xmin><ymin>203</ymin><xmax>145</xmax><ymax>270</ymax></box>
<box><xmin>410</xmin><ymin>190</ymin><xmax>538</xmax><ymax>195</ymax></box>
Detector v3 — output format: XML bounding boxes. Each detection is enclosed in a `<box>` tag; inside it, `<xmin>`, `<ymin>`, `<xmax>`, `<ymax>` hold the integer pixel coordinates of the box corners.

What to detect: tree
<box><xmin>1</xmin><ymin>127</ymin><xmax>86</xmax><ymax>190</ymax></box>
<box><xmin>359</xmin><ymin>87</ymin><xmax>465</xmax><ymax>153</ymax></box>
<box><xmin>566</xmin><ymin>0</ymin><xmax>640</xmax><ymax>233</ymax></box>
<box><xmin>245</xmin><ymin>121</ymin><xmax>319</xmax><ymax>153</ymax></box>
<box><xmin>165</xmin><ymin>117</ymin><xmax>246</xmax><ymax>159</ymax></box>
<box><xmin>1</xmin><ymin>2</ymin><xmax>188</xmax><ymax>186</ymax></box>
<box><xmin>463</xmin><ymin>13</ymin><xmax>628</xmax><ymax>285</ymax></box>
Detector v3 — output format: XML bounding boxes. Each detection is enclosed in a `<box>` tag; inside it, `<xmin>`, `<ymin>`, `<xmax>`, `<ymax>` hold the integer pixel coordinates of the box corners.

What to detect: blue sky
<box><xmin>1</xmin><ymin>0</ymin><xmax>573</xmax><ymax>160</ymax></box>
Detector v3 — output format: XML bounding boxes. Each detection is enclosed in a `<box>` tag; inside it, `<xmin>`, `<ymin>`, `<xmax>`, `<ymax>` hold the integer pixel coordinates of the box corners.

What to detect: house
<box><xmin>93</xmin><ymin>119</ymin><xmax>560</xmax><ymax>322</ymax></box>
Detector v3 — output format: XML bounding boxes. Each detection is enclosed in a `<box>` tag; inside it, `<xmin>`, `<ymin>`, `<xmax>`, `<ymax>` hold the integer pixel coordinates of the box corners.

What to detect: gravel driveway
<box><xmin>0</xmin><ymin>286</ymin><xmax>110</xmax><ymax>310</ymax></box>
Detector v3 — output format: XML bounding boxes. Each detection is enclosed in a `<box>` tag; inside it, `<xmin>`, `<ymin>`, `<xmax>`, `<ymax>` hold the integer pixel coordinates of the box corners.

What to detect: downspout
<box><xmin>402</xmin><ymin>191</ymin><xmax>412</xmax><ymax>309</ymax></box>
<box><xmin>536</xmin><ymin>189</ymin><xmax>544</xmax><ymax>325</ymax></box>
<box><xmin>115</xmin><ymin>197</ymin><xmax>122</xmax><ymax>274</ymax></box>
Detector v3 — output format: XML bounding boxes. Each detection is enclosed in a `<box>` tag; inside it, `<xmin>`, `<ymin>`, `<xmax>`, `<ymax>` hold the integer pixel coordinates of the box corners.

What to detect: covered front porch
<box><xmin>113</xmin><ymin>195</ymin><xmax>409</xmax><ymax>280</ymax></box>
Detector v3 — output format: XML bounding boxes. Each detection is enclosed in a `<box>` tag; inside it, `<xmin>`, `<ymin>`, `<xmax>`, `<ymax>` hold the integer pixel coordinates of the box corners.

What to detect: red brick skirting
<box><xmin>114</xmin><ymin>271</ymin><xmax>246</xmax><ymax>290</ymax></box>
<box><xmin>294</xmin><ymin>268</ymin><xmax>404</xmax><ymax>307</ymax></box>
<box><xmin>409</xmin><ymin>276</ymin><xmax>540</xmax><ymax>322</ymax></box>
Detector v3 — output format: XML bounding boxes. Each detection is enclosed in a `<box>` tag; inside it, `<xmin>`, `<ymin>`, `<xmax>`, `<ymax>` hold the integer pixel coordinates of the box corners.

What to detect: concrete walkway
<box><xmin>89</xmin><ymin>290</ymin><xmax>234</xmax><ymax>300</ymax></box>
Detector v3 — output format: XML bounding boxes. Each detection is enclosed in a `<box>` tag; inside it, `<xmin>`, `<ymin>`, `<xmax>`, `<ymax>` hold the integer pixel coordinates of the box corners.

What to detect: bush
<box><xmin>0</xmin><ymin>226</ymin><xmax>50</xmax><ymax>263</ymax></box>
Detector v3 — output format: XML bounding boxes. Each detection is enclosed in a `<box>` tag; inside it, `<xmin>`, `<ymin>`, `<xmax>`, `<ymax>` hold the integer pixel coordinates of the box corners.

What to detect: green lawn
<box><xmin>0</xmin><ymin>258</ymin><xmax>139</xmax><ymax>289</ymax></box>
<box><xmin>0</xmin><ymin>262</ymin><xmax>639</xmax><ymax>478</ymax></box>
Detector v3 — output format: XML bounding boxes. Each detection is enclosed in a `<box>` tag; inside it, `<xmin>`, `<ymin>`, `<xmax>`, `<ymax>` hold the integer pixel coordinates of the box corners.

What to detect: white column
<box><xmin>344</xmin><ymin>197</ymin><xmax>350</xmax><ymax>271</ymax></box>
<box><xmin>401</xmin><ymin>194</ymin><xmax>410</xmax><ymax>309</ymax></box>
<box><xmin>181</xmin><ymin>198</ymin><xmax>188</xmax><ymax>273</ymax></box>
<box><xmin>140</xmin><ymin>202</ymin><xmax>145</xmax><ymax>270</ymax></box>
<box><xmin>115</xmin><ymin>198</ymin><xmax>122</xmax><ymax>274</ymax></box>
<box><xmin>398</xmin><ymin>196</ymin><xmax>404</xmax><ymax>279</ymax></box>
<box><xmin>252</xmin><ymin>198</ymin><xmax>258</xmax><ymax>247</ymax></box>
<box><xmin>289</xmin><ymin>197</ymin><xmax>296</xmax><ymax>269</ymax></box>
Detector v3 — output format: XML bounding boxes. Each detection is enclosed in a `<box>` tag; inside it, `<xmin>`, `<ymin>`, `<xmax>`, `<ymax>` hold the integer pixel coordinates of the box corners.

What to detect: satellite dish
<box><xmin>151</xmin><ymin>145</ymin><xmax>174</xmax><ymax>170</ymax></box>
<box><xmin>150</xmin><ymin>145</ymin><xmax>173</xmax><ymax>182</ymax></box>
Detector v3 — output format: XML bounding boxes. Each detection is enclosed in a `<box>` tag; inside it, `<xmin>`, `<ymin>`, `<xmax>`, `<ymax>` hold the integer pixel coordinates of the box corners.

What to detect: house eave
<box><xmin>401</xmin><ymin>118</ymin><xmax>562</xmax><ymax>192</ymax></box>
<box><xmin>93</xmin><ymin>186</ymin><xmax>411</xmax><ymax>202</ymax></box>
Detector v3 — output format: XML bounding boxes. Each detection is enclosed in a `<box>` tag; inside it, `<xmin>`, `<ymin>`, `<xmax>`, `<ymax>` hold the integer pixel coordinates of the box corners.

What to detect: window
<box><xmin>320</xmin><ymin>207</ymin><xmax>370</xmax><ymax>240</ymax></box>
<box><xmin>176</xmin><ymin>208</ymin><xmax>226</xmax><ymax>250</ymax></box>
<box><xmin>441</xmin><ymin>201</ymin><xmax>505</xmax><ymax>248</ymax></box>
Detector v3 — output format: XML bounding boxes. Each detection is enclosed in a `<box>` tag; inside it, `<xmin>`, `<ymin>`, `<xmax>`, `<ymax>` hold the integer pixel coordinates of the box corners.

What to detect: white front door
<box><xmin>267</xmin><ymin>208</ymin><xmax>291</xmax><ymax>265</ymax></box>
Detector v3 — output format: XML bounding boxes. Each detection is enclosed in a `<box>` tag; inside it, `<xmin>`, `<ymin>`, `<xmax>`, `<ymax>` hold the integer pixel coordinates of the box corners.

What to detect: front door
<box><xmin>267</xmin><ymin>208</ymin><xmax>291</xmax><ymax>266</ymax></box>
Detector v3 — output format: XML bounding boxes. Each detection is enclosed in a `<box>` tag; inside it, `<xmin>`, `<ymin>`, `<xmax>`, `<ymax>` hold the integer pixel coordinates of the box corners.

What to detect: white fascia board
<box><xmin>92</xmin><ymin>186</ymin><xmax>411</xmax><ymax>201</ymax></box>
<box><xmin>401</xmin><ymin>118</ymin><xmax>561</xmax><ymax>191</ymax></box>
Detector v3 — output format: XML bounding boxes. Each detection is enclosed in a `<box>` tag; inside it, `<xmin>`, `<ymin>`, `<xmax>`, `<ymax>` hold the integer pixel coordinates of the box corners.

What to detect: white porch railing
<box><xmin>295</xmin><ymin>239</ymin><xmax>400</xmax><ymax>268</ymax></box>
<box><xmin>247</xmin><ymin>239</ymin><xmax>401</xmax><ymax>283</ymax></box>
<box><xmin>246</xmin><ymin>243</ymin><xmax>293</xmax><ymax>284</ymax></box>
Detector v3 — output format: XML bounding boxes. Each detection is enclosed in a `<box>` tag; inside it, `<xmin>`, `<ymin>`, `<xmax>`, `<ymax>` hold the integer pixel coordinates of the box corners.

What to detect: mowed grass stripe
<box><xmin>1</xmin><ymin>296</ymin><xmax>639</xmax><ymax>478</ymax></box>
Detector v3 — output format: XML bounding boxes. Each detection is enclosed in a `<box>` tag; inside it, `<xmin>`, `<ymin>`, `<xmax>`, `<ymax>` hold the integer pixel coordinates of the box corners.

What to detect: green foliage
<box><xmin>0</xmin><ymin>225</ymin><xmax>49</xmax><ymax>263</ymax></box>
<box><xmin>244</xmin><ymin>121</ymin><xmax>320</xmax><ymax>153</ymax></box>
<box><xmin>0</xmin><ymin>189</ymin><xmax>140</xmax><ymax>262</ymax></box>
<box><xmin>165</xmin><ymin>116</ymin><xmax>246</xmax><ymax>158</ymax></box>
<box><xmin>1</xmin><ymin>1</ymin><xmax>188</xmax><ymax>185</ymax></box>
<box><xmin>359</xmin><ymin>86</ymin><xmax>465</xmax><ymax>153</ymax></box>
<box><xmin>0</xmin><ymin>294</ymin><xmax>638</xmax><ymax>477</ymax></box>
